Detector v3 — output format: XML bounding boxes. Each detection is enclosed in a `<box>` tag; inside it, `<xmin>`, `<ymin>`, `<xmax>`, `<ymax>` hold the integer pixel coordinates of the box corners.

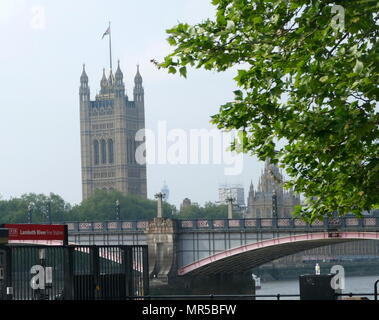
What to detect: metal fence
<box><xmin>0</xmin><ymin>245</ymin><xmax>148</xmax><ymax>300</ymax></box>
<box><xmin>125</xmin><ymin>292</ymin><xmax>377</xmax><ymax>300</ymax></box>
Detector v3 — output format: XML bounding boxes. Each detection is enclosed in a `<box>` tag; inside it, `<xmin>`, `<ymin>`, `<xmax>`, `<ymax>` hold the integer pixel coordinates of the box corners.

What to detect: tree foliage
<box><xmin>0</xmin><ymin>190</ymin><xmax>176</xmax><ymax>223</ymax></box>
<box><xmin>0</xmin><ymin>193</ymin><xmax>73</xmax><ymax>224</ymax></box>
<box><xmin>177</xmin><ymin>201</ymin><xmax>242</xmax><ymax>219</ymax></box>
<box><xmin>70</xmin><ymin>189</ymin><xmax>175</xmax><ymax>221</ymax></box>
<box><xmin>157</xmin><ymin>0</ymin><xmax>379</xmax><ymax>221</ymax></box>
<box><xmin>0</xmin><ymin>191</ymin><xmax>237</xmax><ymax>223</ymax></box>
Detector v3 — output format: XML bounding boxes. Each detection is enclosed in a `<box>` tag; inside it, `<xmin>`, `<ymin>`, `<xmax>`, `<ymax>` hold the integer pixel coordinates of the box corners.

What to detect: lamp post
<box><xmin>115</xmin><ymin>200</ymin><xmax>121</xmax><ymax>221</ymax></box>
<box><xmin>27</xmin><ymin>203</ymin><xmax>33</xmax><ymax>224</ymax></box>
<box><xmin>46</xmin><ymin>200</ymin><xmax>52</xmax><ymax>225</ymax></box>
<box><xmin>272</xmin><ymin>189</ymin><xmax>278</xmax><ymax>219</ymax></box>
<box><xmin>226</xmin><ymin>197</ymin><xmax>234</xmax><ymax>219</ymax></box>
<box><xmin>154</xmin><ymin>192</ymin><xmax>165</xmax><ymax>218</ymax></box>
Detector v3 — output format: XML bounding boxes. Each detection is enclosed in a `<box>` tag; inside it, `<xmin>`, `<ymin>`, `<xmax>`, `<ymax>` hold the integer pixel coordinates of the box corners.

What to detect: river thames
<box><xmin>256</xmin><ymin>275</ymin><xmax>379</xmax><ymax>300</ymax></box>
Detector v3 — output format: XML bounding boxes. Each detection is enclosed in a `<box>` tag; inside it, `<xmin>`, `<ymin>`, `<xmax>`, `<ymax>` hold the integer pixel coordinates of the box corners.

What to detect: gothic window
<box><xmin>126</xmin><ymin>139</ymin><xmax>130</xmax><ymax>163</ymax></box>
<box><xmin>131</xmin><ymin>139</ymin><xmax>136</xmax><ymax>163</ymax></box>
<box><xmin>108</xmin><ymin>139</ymin><xmax>114</xmax><ymax>164</ymax></box>
<box><xmin>100</xmin><ymin>139</ymin><xmax>107</xmax><ymax>164</ymax></box>
<box><xmin>127</xmin><ymin>138</ymin><xmax>132</xmax><ymax>164</ymax></box>
<box><xmin>93</xmin><ymin>140</ymin><xmax>99</xmax><ymax>165</ymax></box>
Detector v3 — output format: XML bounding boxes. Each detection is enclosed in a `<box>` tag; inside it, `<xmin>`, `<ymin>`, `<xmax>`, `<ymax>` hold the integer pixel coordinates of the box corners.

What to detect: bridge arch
<box><xmin>178</xmin><ymin>232</ymin><xmax>379</xmax><ymax>276</ymax></box>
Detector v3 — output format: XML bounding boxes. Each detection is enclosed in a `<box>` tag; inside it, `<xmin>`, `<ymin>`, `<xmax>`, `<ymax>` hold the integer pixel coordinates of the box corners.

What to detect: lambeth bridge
<box><xmin>64</xmin><ymin>216</ymin><xmax>379</xmax><ymax>286</ymax></box>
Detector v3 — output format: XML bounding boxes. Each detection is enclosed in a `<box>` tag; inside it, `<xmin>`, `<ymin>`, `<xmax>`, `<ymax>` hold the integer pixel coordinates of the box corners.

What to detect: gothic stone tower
<box><xmin>246</xmin><ymin>158</ymin><xmax>300</xmax><ymax>218</ymax></box>
<box><xmin>79</xmin><ymin>62</ymin><xmax>147</xmax><ymax>200</ymax></box>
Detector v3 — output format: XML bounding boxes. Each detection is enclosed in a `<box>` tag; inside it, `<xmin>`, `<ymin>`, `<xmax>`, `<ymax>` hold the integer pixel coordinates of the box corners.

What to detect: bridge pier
<box><xmin>146</xmin><ymin>218</ymin><xmax>177</xmax><ymax>284</ymax></box>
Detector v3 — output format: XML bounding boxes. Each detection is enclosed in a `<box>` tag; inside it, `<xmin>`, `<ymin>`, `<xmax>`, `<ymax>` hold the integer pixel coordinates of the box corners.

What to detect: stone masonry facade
<box><xmin>247</xmin><ymin>158</ymin><xmax>300</xmax><ymax>218</ymax></box>
<box><xmin>79</xmin><ymin>62</ymin><xmax>147</xmax><ymax>200</ymax></box>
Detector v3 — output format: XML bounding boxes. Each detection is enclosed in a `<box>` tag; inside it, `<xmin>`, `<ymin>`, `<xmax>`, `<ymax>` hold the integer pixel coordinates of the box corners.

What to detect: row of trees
<box><xmin>0</xmin><ymin>193</ymin><xmax>72</xmax><ymax>224</ymax></box>
<box><xmin>179</xmin><ymin>202</ymin><xmax>243</xmax><ymax>219</ymax></box>
<box><xmin>0</xmin><ymin>190</ymin><xmax>233</xmax><ymax>224</ymax></box>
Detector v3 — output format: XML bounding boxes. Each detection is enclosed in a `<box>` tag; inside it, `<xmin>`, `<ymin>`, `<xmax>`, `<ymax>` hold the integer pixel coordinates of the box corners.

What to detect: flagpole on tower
<box><xmin>109</xmin><ymin>21</ymin><xmax>112</xmax><ymax>72</ymax></box>
<box><xmin>102</xmin><ymin>22</ymin><xmax>113</xmax><ymax>72</ymax></box>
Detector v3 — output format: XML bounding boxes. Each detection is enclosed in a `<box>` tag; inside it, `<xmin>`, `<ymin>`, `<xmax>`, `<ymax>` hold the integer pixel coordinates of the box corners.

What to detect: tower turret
<box><xmin>115</xmin><ymin>60</ymin><xmax>123</xmax><ymax>82</ymax></box>
<box><xmin>108</xmin><ymin>69</ymin><xmax>115</xmax><ymax>89</ymax></box>
<box><xmin>100</xmin><ymin>68</ymin><xmax>109</xmax><ymax>95</ymax></box>
<box><xmin>249</xmin><ymin>181</ymin><xmax>254</xmax><ymax>197</ymax></box>
<box><xmin>79</xmin><ymin>64</ymin><xmax>90</xmax><ymax>101</ymax></box>
<box><xmin>114</xmin><ymin>60</ymin><xmax>125</xmax><ymax>97</ymax></box>
<box><xmin>133</xmin><ymin>65</ymin><xmax>144</xmax><ymax>103</ymax></box>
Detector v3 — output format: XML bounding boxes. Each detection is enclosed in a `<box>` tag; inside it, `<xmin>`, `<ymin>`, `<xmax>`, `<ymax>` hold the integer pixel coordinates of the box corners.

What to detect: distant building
<box><xmin>246</xmin><ymin>158</ymin><xmax>300</xmax><ymax>218</ymax></box>
<box><xmin>161</xmin><ymin>181</ymin><xmax>170</xmax><ymax>201</ymax></box>
<box><xmin>180</xmin><ymin>198</ymin><xmax>192</xmax><ymax>211</ymax></box>
<box><xmin>218</xmin><ymin>185</ymin><xmax>245</xmax><ymax>206</ymax></box>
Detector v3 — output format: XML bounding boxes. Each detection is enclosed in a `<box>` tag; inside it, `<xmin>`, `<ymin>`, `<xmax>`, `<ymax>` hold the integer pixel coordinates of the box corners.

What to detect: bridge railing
<box><xmin>65</xmin><ymin>220</ymin><xmax>150</xmax><ymax>233</ymax></box>
<box><xmin>177</xmin><ymin>216</ymin><xmax>379</xmax><ymax>231</ymax></box>
<box><xmin>62</xmin><ymin>216</ymin><xmax>379</xmax><ymax>233</ymax></box>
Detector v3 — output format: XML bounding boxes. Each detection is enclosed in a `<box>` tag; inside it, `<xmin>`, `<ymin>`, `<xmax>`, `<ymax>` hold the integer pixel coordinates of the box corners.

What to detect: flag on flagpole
<box><xmin>102</xmin><ymin>26</ymin><xmax>110</xmax><ymax>39</ymax></box>
<box><xmin>102</xmin><ymin>22</ymin><xmax>113</xmax><ymax>71</ymax></box>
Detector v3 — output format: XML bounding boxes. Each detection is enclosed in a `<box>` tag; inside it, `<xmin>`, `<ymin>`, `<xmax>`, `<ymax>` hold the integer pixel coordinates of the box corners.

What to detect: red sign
<box><xmin>3</xmin><ymin>224</ymin><xmax>67</xmax><ymax>243</ymax></box>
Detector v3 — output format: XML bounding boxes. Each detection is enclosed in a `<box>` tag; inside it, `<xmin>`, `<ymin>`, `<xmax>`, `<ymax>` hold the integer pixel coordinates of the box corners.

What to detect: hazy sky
<box><xmin>0</xmin><ymin>0</ymin><xmax>266</xmax><ymax>208</ymax></box>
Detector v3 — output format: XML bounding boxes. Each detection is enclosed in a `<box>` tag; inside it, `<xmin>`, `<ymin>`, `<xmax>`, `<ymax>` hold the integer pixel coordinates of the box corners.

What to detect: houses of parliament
<box><xmin>246</xmin><ymin>158</ymin><xmax>300</xmax><ymax>218</ymax></box>
<box><xmin>79</xmin><ymin>62</ymin><xmax>147</xmax><ymax>200</ymax></box>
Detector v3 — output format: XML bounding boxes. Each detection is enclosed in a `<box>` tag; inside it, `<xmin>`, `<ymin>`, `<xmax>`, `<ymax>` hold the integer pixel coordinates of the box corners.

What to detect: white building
<box><xmin>218</xmin><ymin>184</ymin><xmax>245</xmax><ymax>206</ymax></box>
